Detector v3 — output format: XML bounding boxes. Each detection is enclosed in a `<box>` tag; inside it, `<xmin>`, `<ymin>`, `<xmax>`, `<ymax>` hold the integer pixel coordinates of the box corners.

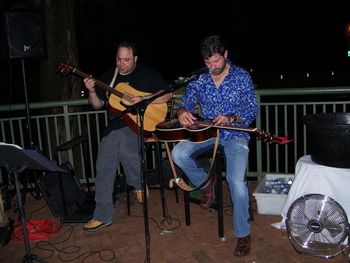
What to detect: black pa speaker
<box><xmin>0</xmin><ymin>11</ymin><xmax>46</xmax><ymax>60</ymax></box>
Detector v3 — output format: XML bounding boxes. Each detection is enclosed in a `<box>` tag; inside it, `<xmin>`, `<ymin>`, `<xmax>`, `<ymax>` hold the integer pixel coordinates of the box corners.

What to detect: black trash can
<box><xmin>302</xmin><ymin>112</ymin><xmax>350</xmax><ymax>168</ymax></box>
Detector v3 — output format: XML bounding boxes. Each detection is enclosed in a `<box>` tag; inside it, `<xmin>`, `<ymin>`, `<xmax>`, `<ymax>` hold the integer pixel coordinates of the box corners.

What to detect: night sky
<box><xmin>75</xmin><ymin>1</ymin><xmax>350</xmax><ymax>86</ymax></box>
<box><xmin>1</xmin><ymin>1</ymin><xmax>350</xmax><ymax>105</ymax></box>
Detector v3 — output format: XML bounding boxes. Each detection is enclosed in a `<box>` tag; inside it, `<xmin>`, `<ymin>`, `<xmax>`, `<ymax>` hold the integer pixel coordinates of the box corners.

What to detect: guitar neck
<box><xmin>72</xmin><ymin>68</ymin><xmax>123</xmax><ymax>98</ymax></box>
<box><xmin>198</xmin><ymin>122</ymin><xmax>258</xmax><ymax>133</ymax></box>
<box><xmin>156</xmin><ymin>119</ymin><xmax>289</xmax><ymax>145</ymax></box>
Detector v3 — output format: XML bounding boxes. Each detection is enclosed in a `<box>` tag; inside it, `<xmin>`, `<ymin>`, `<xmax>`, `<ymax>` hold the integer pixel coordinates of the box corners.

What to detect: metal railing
<box><xmin>0</xmin><ymin>86</ymin><xmax>349</xmax><ymax>183</ymax></box>
<box><xmin>254</xmin><ymin>87</ymin><xmax>350</xmax><ymax>180</ymax></box>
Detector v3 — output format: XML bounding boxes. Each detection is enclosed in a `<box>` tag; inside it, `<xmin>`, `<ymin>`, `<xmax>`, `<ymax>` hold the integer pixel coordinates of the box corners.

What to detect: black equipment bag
<box><xmin>38</xmin><ymin>162</ymin><xmax>94</xmax><ymax>223</ymax></box>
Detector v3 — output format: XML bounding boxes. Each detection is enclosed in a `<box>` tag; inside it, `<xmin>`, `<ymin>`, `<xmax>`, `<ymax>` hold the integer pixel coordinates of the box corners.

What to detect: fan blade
<box><xmin>304</xmin><ymin>199</ymin><xmax>324</xmax><ymax>220</ymax></box>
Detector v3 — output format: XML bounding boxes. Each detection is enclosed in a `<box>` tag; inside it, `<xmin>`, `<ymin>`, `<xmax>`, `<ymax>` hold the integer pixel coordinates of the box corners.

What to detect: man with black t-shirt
<box><xmin>82</xmin><ymin>40</ymin><xmax>171</xmax><ymax>232</ymax></box>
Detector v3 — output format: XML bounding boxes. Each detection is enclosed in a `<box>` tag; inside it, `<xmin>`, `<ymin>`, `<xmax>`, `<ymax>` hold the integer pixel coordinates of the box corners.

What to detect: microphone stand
<box><xmin>111</xmin><ymin>99</ymin><xmax>153</xmax><ymax>263</ymax></box>
<box><xmin>115</xmin><ymin>72</ymin><xmax>201</xmax><ymax>263</ymax></box>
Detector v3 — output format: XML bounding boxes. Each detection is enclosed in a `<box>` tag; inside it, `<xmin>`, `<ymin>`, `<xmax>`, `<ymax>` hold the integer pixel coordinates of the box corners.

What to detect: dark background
<box><xmin>1</xmin><ymin>1</ymin><xmax>350</xmax><ymax>104</ymax></box>
<box><xmin>75</xmin><ymin>2</ymin><xmax>350</xmax><ymax>86</ymax></box>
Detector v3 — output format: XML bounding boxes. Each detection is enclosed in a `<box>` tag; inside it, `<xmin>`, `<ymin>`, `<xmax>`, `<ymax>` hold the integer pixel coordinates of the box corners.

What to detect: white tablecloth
<box><xmin>280</xmin><ymin>155</ymin><xmax>350</xmax><ymax>221</ymax></box>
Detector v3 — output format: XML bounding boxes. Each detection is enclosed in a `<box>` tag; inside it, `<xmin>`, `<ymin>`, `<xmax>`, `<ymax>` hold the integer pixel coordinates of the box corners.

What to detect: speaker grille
<box><xmin>1</xmin><ymin>11</ymin><xmax>45</xmax><ymax>59</ymax></box>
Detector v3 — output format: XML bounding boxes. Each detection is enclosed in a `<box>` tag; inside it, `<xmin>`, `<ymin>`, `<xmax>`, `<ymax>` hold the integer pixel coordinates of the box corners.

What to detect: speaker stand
<box><xmin>21</xmin><ymin>59</ymin><xmax>34</xmax><ymax>149</ymax></box>
<box><xmin>20</xmin><ymin>59</ymin><xmax>43</xmax><ymax>202</ymax></box>
<box><xmin>12</xmin><ymin>166</ymin><xmax>43</xmax><ymax>262</ymax></box>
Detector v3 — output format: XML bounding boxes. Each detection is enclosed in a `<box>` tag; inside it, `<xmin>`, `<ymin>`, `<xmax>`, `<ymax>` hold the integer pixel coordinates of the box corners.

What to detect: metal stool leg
<box><xmin>215</xmin><ymin>151</ymin><xmax>224</xmax><ymax>239</ymax></box>
<box><xmin>126</xmin><ymin>185</ymin><xmax>131</xmax><ymax>216</ymax></box>
<box><xmin>153</xmin><ymin>141</ymin><xmax>167</xmax><ymax>218</ymax></box>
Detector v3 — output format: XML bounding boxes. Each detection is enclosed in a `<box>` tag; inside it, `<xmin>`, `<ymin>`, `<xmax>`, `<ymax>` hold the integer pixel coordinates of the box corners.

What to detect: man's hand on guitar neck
<box><xmin>83</xmin><ymin>76</ymin><xmax>96</xmax><ymax>92</ymax></box>
<box><xmin>84</xmin><ymin>76</ymin><xmax>105</xmax><ymax>110</ymax></box>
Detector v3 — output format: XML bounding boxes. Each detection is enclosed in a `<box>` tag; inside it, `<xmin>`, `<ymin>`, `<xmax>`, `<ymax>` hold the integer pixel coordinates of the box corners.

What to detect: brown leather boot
<box><xmin>200</xmin><ymin>173</ymin><xmax>216</xmax><ymax>209</ymax></box>
<box><xmin>234</xmin><ymin>235</ymin><xmax>251</xmax><ymax>257</ymax></box>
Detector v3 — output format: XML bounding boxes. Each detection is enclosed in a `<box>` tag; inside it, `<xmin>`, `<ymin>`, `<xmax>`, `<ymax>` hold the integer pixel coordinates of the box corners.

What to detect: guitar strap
<box><xmin>164</xmin><ymin>129</ymin><xmax>220</xmax><ymax>192</ymax></box>
<box><xmin>107</xmin><ymin>67</ymin><xmax>119</xmax><ymax>98</ymax></box>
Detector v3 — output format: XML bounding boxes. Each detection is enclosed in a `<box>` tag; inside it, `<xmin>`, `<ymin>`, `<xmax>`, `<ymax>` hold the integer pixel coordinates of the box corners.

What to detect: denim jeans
<box><xmin>172</xmin><ymin>137</ymin><xmax>250</xmax><ymax>237</ymax></box>
<box><xmin>93</xmin><ymin>126</ymin><xmax>142</xmax><ymax>223</ymax></box>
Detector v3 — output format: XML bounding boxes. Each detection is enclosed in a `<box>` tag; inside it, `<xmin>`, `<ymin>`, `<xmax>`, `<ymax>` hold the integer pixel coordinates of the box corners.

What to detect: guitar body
<box><xmin>155</xmin><ymin>119</ymin><xmax>218</xmax><ymax>143</ymax></box>
<box><xmin>55</xmin><ymin>63</ymin><xmax>168</xmax><ymax>134</ymax></box>
<box><xmin>108</xmin><ymin>83</ymin><xmax>168</xmax><ymax>133</ymax></box>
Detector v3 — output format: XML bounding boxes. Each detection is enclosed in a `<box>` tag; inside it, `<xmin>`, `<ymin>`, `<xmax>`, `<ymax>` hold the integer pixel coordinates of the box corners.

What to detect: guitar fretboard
<box><xmin>73</xmin><ymin>68</ymin><xmax>124</xmax><ymax>99</ymax></box>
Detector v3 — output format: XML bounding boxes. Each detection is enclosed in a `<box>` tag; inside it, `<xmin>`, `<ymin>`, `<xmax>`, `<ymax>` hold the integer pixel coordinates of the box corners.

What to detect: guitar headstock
<box><xmin>55</xmin><ymin>63</ymin><xmax>75</xmax><ymax>77</ymax></box>
<box><xmin>255</xmin><ymin>130</ymin><xmax>293</xmax><ymax>145</ymax></box>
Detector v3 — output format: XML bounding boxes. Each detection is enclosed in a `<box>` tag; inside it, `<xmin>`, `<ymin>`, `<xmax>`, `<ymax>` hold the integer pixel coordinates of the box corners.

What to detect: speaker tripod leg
<box><xmin>12</xmin><ymin>171</ymin><xmax>39</xmax><ymax>262</ymax></box>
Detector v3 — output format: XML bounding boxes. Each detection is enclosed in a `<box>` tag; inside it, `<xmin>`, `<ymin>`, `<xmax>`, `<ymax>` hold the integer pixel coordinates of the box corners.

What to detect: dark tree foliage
<box><xmin>40</xmin><ymin>0</ymin><xmax>81</xmax><ymax>101</ymax></box>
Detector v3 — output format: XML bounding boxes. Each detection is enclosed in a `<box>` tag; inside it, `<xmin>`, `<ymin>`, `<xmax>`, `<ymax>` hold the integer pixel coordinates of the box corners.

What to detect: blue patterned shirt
<box><xmin>177</xmin><ymin>60</ymin><xmax>258</xmax><ymax>141</ymax></box>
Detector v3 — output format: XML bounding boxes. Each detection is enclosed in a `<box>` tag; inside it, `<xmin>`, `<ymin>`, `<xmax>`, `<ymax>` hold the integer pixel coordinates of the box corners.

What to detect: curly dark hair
<box><xmin>199</xmin><ymin>35</ymin><xmax>227</xmax><ymax>59</ymax></box>
<box><xmin>116</xmin><ymin>40</ymin><xmax>138</xmax><ymax>56</ymax></box>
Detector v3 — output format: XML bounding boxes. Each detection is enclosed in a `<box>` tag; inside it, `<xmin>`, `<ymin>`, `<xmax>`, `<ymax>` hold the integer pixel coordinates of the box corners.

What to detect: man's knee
<box><xmin>171</xmin><ymin>147</ymin><xmax>187</xmax><ymax>163</ymax></box>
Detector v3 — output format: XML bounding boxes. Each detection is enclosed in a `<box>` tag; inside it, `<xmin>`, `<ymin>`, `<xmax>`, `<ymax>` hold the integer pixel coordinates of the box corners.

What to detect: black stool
<box><xmin>183</xmin><ymin>149</ymin><xmax>225</xmax><ymax>239</ymax></box>
<box><xmin>124</xmin><ymin>136</ymin><xmax>178</xmax><ymax>217</ymax></box>
<box><xmin>183</xmin><ymin>148</ymin><xmax>254</xmax><ymax>239</ymax></box>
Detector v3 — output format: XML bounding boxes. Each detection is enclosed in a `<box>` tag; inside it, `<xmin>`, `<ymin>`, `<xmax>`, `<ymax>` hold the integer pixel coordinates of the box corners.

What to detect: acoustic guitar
<box><xmin>155</xmin><ymin>119</ymin><xmax>292</xmax><ymax>144</ymax></box>
<box><xmin>56</xmin><ymin>63</ymin><xmax>168</xmax><ymax>136</ymax></box>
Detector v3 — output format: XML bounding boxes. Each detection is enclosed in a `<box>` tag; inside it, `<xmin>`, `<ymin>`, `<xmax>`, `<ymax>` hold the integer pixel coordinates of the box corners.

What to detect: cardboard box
<box><xmin>253</xmin><ymin>173</ymin><xmax>294</xmax><ymax>215</ymax></box>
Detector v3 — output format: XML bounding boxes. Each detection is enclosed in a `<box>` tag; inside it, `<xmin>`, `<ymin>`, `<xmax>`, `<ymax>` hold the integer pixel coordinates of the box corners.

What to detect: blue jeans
<box><xmin>93</xmin><ymin>126</ymin><xmax>142</xmax><ymax>223</ymax></box>
<box><xmin>172</xmin><ymin>137</ymin><xmax>250</xmax><ymax>237</ymax></box>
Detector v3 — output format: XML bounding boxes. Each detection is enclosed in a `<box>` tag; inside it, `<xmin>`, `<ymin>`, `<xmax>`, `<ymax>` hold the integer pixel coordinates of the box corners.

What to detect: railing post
<box><xmin>255</xmin><ymin>94</ymin><xmax>263</xmax><ymax>181</ymax></box>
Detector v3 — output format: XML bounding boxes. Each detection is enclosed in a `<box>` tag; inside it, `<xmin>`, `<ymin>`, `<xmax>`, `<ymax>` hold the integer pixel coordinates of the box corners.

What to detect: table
<box><xmin>280</xmin><ymin>155</ymin><xmax>350</xmax><ymax>221</ymax></box>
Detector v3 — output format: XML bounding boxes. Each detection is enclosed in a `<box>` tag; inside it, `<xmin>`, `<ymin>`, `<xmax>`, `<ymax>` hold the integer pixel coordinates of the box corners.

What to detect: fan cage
<box><xmin>286</xmin><ymin>193</ymin><xmax>350</xmax><ymax>258</ymax></box>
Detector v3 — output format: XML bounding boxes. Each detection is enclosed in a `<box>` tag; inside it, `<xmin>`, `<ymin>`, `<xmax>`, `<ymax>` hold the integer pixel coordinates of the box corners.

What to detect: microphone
<box><xmin>190</xmin><ymin>67</ymin><xmax>211</xmax><ymax>76</ymax></box>
<box><xmin>176</xmin><ymin>67</ymin><xmax>211</xmax><ymax>84</ymax></box>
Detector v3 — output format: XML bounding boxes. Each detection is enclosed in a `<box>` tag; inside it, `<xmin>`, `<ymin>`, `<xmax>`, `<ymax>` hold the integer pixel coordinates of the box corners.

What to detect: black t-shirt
<box><xmin>96</xmin><ymin>64</ymin><xmax>168</xmax><ymax>136</ymax></box>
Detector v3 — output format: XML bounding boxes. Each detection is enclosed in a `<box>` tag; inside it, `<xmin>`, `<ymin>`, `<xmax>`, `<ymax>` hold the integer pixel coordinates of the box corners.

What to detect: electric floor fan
<box><xmin>286</xmin><ymin>193</ymin><xmax>350</xmax><ymax>258</ymax></box>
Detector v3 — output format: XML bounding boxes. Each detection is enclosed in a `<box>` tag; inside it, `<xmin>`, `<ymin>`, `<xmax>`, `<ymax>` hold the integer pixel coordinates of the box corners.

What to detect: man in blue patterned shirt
<box><xmin>171</xmin><ymin>35</ymin><xmax>258</xmax><ymax>257</ymax></box>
